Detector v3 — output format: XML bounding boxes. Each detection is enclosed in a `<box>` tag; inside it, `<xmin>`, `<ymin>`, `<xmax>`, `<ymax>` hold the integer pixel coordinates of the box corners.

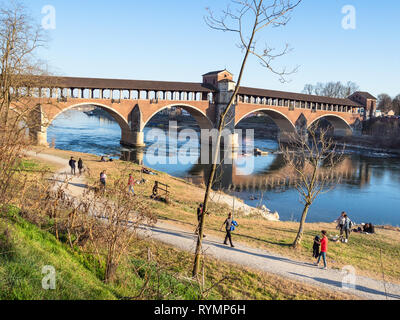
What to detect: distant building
<box><xmin>374</xmin><ymin>110</ymin><xmax>382</xmax><ymax>117</ymax></box>
<box><xmin>387</xmin><ymin>110</ymin><xmax>395</xmax><ymax>116</ymax></box>
<box><xmin>348</xmin><ymin>91</ymin><xmax>377</xmax><ymax>120</ymax></box>
<box><xmin>202</xmin><ymin>69</ymin><xmax>233</xmax><ymax>89</ymax></box>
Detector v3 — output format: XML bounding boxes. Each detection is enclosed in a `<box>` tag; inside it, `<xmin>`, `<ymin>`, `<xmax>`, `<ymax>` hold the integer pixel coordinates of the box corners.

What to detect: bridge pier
<box><xmin>30</xmin><ymin>127</ymin><xmax>48</xmax><ymax>147</ymax></box>
<box><xmin>220</xmin><ymin>133</ymin><xmax>240</xmax><ymax>151</ymax></box>
<box><xmin>121</xmin><ymin>130</ymin><xmax>145</xmax><ymax>148</ymax></box>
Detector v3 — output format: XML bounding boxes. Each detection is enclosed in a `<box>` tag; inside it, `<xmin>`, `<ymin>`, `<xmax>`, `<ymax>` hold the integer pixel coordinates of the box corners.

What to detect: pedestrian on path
<box><xmin>315</xmin><ymin>230</ymin><xmax>328</xmax><ymax>269</ymax></box>
<box><xmin>220</xmin><ymin>213</ymin><xmax>237</xmax><ymax>248</ymax></box>
<box><xmin>69</xmin><ymin>157</ymin><xmax>76</xmax><ymax>176</ymax></box>
<box><xmin>341</xmin><ymin>213</ymin><xmax>353</xmax><ymax>243</ymax></box>
<box><xmin>100</xmin><ymin>170</ymin><xmax>107</xmax><ymax>192</ymax></box>
<box><xmin>128</xmin><ymin>173</ymin><xmax>135</xmax><ymax>196</ymax></box>
<box><xmin>78</xmin><ymin>158</ymin><xmax>84</xmax><ymax>175</ymax></box>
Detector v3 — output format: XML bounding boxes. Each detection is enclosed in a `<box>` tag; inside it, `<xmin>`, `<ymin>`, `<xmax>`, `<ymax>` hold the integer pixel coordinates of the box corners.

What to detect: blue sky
<box><xmin>26</xmin><ymin>0</ymin><xmax>400</xmax><ymax>97</ymax></box>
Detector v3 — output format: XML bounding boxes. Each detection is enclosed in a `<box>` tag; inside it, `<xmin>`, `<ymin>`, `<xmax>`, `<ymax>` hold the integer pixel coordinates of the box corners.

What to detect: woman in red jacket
<box><xmin>315</xmin><ymin>230</ymin><xmax>328</xmax><ymax>269</ymax></box>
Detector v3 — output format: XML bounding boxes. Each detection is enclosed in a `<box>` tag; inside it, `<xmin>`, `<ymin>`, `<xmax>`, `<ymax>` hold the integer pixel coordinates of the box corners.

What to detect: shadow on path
<box><xmin>147</xmin><ymin>224</ymin><xmax>316</xmax><ymax>269</ymax></box>
<box><xmin>289</xmin><ymin>272</ymin><xmax>400</xmax><ymax>300</ymax></box>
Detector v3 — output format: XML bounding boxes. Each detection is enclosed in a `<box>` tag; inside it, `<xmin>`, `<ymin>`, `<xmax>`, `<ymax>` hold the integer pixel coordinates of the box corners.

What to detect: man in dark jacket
<box><xmin>220</xmin><ymin>213</ymin><xmax>235</xmax><ymax>248</ymax></box>
<box><xmin>78</xmin><ymin>158</ymin><xmax>84</xmax><ymax>175</ymax></box>
<box><xmin>69</xmin><ymin>157</ymin><xmax>76</xmax><ymax>176</ymax></box>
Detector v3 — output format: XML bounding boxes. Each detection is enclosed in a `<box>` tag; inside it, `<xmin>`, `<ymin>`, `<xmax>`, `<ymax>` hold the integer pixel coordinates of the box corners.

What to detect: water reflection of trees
<box><xmin>121</xmin><ymin>143</ymin><xmax>400</xmax><ymax>194</ymax></box>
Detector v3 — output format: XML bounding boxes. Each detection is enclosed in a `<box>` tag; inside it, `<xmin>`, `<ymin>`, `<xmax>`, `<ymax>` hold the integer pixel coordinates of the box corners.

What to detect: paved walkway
<box><xmin>27</xmin><ymin>150</ymin><xmax>400</xmax><ymax>300</ymax></box>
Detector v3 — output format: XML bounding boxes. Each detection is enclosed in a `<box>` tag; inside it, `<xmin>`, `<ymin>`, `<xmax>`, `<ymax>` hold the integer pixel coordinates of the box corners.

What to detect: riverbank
<box><xmin>336</xmin><ymin>135</ymin><xmax>400</xmax><ymax>156</ymax></box>
<box><xmin>26</xmin><ymin>146</ymin><xmax>400</xmax><ymax>286</ymax></box>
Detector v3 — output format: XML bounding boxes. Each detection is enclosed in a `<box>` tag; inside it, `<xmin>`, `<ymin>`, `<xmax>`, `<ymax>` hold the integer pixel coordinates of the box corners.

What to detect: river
<box><xmin>47</xmin><ymin>109</ymin><xmax>400</xmax><ymax>226</ymax></box>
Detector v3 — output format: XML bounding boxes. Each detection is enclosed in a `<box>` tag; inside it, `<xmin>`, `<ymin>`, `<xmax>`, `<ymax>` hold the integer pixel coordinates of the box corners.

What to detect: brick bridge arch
<box><xmin>235</xmin><ymin>107</ymin><xmax>297</xmax><ymax>141</ymax></box>
<box><xmin>307</xmin><ymin>114</ymin><xmax>353</xmax><ymax>136</ymax></box>
<box><xmin>235</xmin><ymin>104</ymin><xmax>356</xmax><ymax>141</ymax></box>
<box><xmin>131</xmin><ymin>102</ymin><xmax>214</xmax><ymax>132</ymax></box>
<box><xmin>46</xmin><ymin>102</ymin><xmax>133</xmax><ymax>145</ymax></box>
<box><xmin>35</xmin><ymin>98</ymin><xmax>215</xmax><ymax>147</ymax></box>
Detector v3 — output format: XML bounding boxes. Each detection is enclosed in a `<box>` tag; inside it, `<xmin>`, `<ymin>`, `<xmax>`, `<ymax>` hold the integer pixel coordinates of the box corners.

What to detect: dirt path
<box><xmin>27</xmin><ymin>151</ymin><xmax>400</xmax><ymax>300</ymax></box>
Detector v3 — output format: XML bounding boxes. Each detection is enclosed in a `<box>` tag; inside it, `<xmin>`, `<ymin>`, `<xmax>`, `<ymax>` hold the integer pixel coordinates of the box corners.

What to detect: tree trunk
<box><xmin>192</xmin><ymin>134</ymin><xmax>222</xmax><ymax>278</ymax></box>
<box><xmin>292</xmin><ymin>203</ymin><xmax>310</xmax><ymax>248</ymax></box>
<box><xmin>105</xmin><ymin>243</ymin><xmax>117</xmax><ymax>283</ymax></box>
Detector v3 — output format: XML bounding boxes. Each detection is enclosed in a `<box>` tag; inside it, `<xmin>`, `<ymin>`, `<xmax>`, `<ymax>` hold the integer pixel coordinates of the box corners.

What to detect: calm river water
<box><xmin>47</xmin><ymin>109</ymin><xmax>400</xmax><ymax>226</ymax></box>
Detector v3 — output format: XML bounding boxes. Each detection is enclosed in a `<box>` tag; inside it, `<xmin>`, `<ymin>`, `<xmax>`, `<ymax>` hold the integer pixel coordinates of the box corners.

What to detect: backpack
<box><xmin>230</xmin><ymin>220</ymin><xmax>238</xmax><ymax>231</ymax></box>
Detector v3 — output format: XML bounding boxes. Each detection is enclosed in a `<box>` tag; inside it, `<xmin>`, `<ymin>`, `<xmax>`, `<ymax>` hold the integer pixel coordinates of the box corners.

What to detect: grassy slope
<box><xmin>0</xmin><ymin>207</ymin><xmax>116</xmax><ymax>300</ymax></box>
<box><xmin>0</xmin><ymin>207</ymin><xmax>356</xmax><ymax>300</ymax></box>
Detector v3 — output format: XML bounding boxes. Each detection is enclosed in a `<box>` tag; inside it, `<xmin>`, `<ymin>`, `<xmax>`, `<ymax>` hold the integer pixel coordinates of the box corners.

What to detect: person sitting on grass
<box><xmin>314</xmin><ymin>230</ymin><xmax>328</xmax><ymax>270</ymax></box>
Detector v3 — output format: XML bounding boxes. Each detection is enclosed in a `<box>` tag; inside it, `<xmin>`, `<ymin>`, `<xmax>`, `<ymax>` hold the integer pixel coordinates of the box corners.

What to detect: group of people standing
<box><xmin>68</xmin><ymin>157</ymin><xmax>84</xmax><ymax>176</ymax></box>
<box><xmin>68</xmin><ymin>156</ymin><xmax>137</xmax><ymax>196</ymax></box>
<box><xmin>312</xmin><ymin>211</ymin><xmax>354</xmax><ymax>270</ymax></box>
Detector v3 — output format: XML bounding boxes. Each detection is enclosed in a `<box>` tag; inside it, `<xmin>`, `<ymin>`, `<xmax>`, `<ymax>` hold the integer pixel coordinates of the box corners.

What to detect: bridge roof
<box><xmin>352</xmin><ymin>91</ymin><xmax>377</xmax><ymax>100</ymax></box>
<box><xmin>39</xmin><ymin>75</ymin><xmax>365</xmax><ymax>107</ymax></box>
<box><xmin>238</xmin><ymin>86</ymin><xmax>364</xmax><ymax>107</ymax></box>
<box><xmin>51</xmin><ymin>76</ymin><xmax>214</xmax><ymax>93</ymax></box>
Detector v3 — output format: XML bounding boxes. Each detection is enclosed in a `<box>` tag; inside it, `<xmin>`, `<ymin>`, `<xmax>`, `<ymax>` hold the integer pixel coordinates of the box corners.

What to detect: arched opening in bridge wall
<box><xmin>235</xmin><ymin>108</ymin><xmax>297</xmax><ymax>143</ymax></box>
<box><xmin>46</xmin><ymin>103</ymin><xmax>132</xmax><ymax>150</ymax></box>
<box><xmin>140</xmin><ymin>104</ymin><xmax>213</xmax><ymax>131</ymax></box>
<box><xmin>308</xmin><ymin>114</ymin><xmax>352</xmax><ymax>137</ymax></box>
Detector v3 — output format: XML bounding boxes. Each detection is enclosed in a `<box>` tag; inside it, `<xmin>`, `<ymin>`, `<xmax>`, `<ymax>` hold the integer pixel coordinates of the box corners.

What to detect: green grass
<box><xmin>0</xmin><ymin>207</ymin><xmax>115</xmax><ymax>300</ymax></box>
<box><xmin>0</xmin><ymin>207</ymin><xmax>357</xmax><ymax>300</ymax></box>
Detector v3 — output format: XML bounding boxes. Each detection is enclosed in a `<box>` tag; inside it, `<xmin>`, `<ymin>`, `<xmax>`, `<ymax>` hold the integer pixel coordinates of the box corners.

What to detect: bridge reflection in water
<box><xmin>121</xmin><ymin>146</ymin><xmax>372</xmax><ymax>193</ymax></box>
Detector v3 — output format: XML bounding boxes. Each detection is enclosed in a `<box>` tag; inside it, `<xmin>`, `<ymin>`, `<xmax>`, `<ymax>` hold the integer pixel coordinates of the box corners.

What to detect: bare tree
<box><xmin>0</xmin><ymin>1</ymin><xmax>51</xmax><ymax>207</ymax></box>
<box><xmin>302</xmin><ymin>81</ymin><xmax>359</xmax><ymax>99</ymax></box>
<box><xmin>281</xmin><ymin>124</ymin><xmax>344</xmax><ymax>248</ymax></box>
<box><xmin>377</xmin><ymin>94</ymin><xmax>393</xmax><ymax>114</ymax></box>
<box><xmin>392</xmin><ymin>94</ymin><xmax>400</xmax><ymax>115</ymax></box>
<box><xmin>193</xmin><ymin>0</ymin><xmax>302</xmax><ymax>277</ymax></box>
<box><xmin>73</xmin><ymin>172</ymin><xmax>157</xmax><ymax>283</ymax></box>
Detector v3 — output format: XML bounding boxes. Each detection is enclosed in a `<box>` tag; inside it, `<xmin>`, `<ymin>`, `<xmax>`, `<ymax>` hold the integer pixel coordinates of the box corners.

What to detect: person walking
<box><xmin>100</xmin><ymin>171</ymin><xmax>107</xmax><ymax>192</ymax></box>
<box><xmin>128</xmin><ymin>173</ymin><xmax>135</xmax><ymax>196</ymax></box>
<box><xmin>342</xmin><ymin>213</ymin><xmax>353</xmax><ymax>243</ymax></box>
<box><xmin>220</xmin><ymin>213</ymin><xmax>236</xmax><ymax>248</ymax></box>
<box><xmin>78</xmin><ymin>158</ymin><xmax>84</xmax><ymax>175</ymax></box>
<box><xmin>336</xmin><ymin>211</ymin><xmax>346</xmax><ymax>236</ymax></box>
<box><xmin>315</xmin><ymin>230</ymin><xmax>328</xmax><ymax>269</ymax></box>
<box><xmin>69</xmin><ymin>157</ymin><xmax>76</xmax><ymax>176</ymax></box>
